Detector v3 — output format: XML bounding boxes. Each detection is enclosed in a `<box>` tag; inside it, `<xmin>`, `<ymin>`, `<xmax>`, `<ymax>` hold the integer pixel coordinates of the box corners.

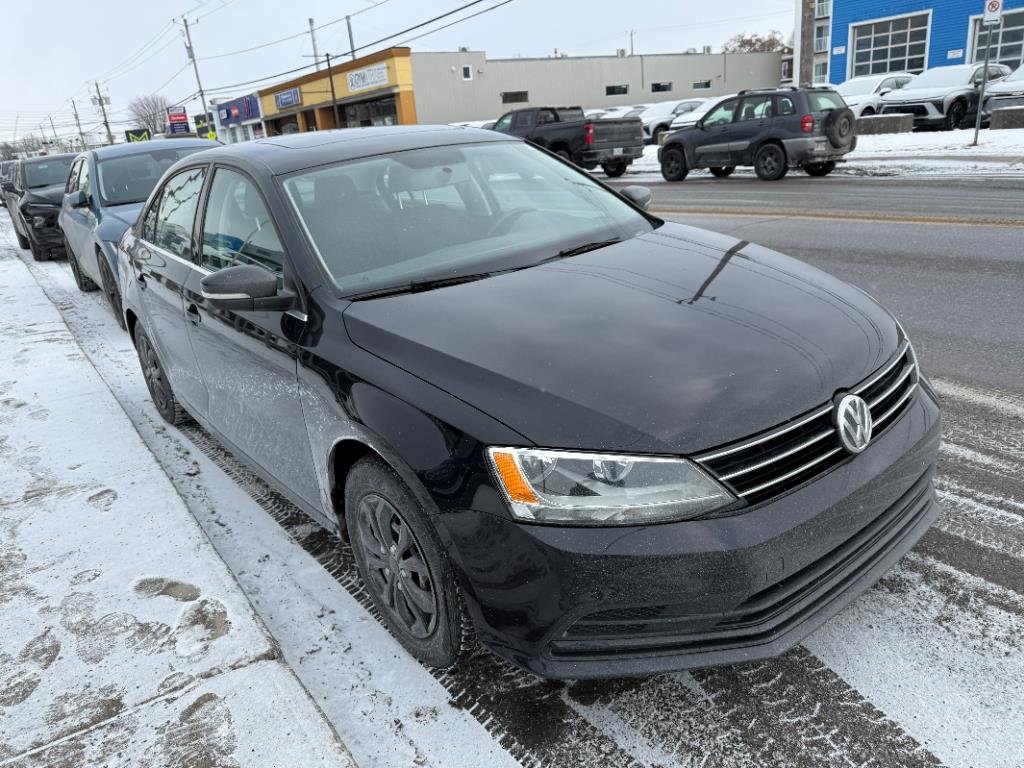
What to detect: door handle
<box><xmin>186</xmin><ymin>303</ymin><xmax>201</xmax><ymax>326</ymax></box>
<box><xmin>137</xmin><ymin>272</ymin><xmax>147</xmax><ymax>290</ymax></box>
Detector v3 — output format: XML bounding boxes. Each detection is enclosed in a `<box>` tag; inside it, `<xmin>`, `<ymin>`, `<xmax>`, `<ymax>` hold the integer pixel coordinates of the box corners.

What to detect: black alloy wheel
<box><xmin>98</xmin><ymin>255</ymin><xmax>127</xmax><ymax>330</ymax></box>
<box><xmin>804</xmin><ymin>161</ymin><xmax>837</xmax><ymax>177</ymax></box>
<box><xmin>660</xmin><ymin>146</ymin><xmax>688</xmax><ymax>182</ymax></box>
<box><xmin>134</xmin><ymin>326</ymin><xmax>187</xmax><ymax>425</ymax></box>
<box><xmin>754</xmin><ymin>143</ymin><xmax>788</xmax><ymax>181</ymax></box>
<box><xmin>945</xmin><ymin>100</ymin><xmax>967</xmax><ymax>130</ymax></box>
<box><xmin>709</xmin><ymin>166</ymin><xmax>735</xmax><ymax>178</ymax></box>
<box><xmin>64</xmin><ymin>237</ymin><xmax>98</xmax><ymax>292</ymax></box>
<box><xmin>345</xmin><ymin>456</ymin><xmax>472</xmax><ymax>669</ymax></box>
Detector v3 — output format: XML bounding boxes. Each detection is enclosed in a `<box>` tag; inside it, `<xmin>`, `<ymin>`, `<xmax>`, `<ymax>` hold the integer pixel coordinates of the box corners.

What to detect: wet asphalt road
<box><xmin>7</xmin><ymin>176</ymin><xmax>1024</xmax><ymax>768</ymax></box>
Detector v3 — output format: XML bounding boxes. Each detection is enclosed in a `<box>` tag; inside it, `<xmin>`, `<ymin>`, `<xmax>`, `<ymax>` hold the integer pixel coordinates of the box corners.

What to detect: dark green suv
<box><xmin>658</xmin><ymin>87</ymin><xmax>857</xmax><ymax>182</ymax></box>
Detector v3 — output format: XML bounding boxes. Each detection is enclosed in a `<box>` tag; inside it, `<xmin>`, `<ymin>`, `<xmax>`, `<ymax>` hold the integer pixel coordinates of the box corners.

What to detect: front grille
<box><xmin>695</xmin><ymin>343</ymin><xmax>918</xmax><ymax>505</ymax></box>
<box><xmin>551</xmin><ymin>467</ymin><xmax>934</xmax><ymax>658</ymax></box>
<box><xmin>882</xmin><ymin>105</ymin><xmax>928</xmax><ymax>117</ymax></box>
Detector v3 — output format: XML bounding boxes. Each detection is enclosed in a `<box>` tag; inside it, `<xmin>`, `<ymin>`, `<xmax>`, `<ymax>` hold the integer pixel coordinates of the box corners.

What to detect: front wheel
<box><xmin>660</xmin><ymin>146</ymin><xmax>688</xmax><ymax>182</ymax></box>
<box><xmin>754</xmin><ymin>143</ymin><xmax>788</xmax><ymax>181</ymax></box>
<box><xmin>860</xmin><ymin>107</ymin><xmax>875</xmax><ymax>117</ymax></box>
<box><xmin>65</xmin><ymin>238</ymin><xmax>98</xmax><ymax>292</ymax></box>
<box><xmin>98</xmin><ymin>255</ymin><xmax>127</xmax><ymax>330</ymax></box>
<box><xmin>945</xmin><ymin>100</ymin><xmax>967</xmax><ymax>130</ymax></box>
<box><xmin>602</xmin><ymin>160</ymin><xmax>628</xmax><ymax>178</ymax></box>
<box><xmin>709</xmin><ymin>166</ymin><xmax>735</xmax><ymax>178</ymax></box>
<box><xmin>804</xmin><ymin>161</ymin><xmax>836</xmax><ymax>177</ymax></box>
<box><xmin>346</xmin><ymin>457</ymin><xmax>473</xmax><ymax>669</ymax></box>
<box><xmin>15</xmin><ymin>228</ymin><xmax>30</xmax><ymax>250</ymax></box>
<box><xmin>134</xmin><ymin>325</ymin><xmax>188</xmax><ymax>425</ymax></box>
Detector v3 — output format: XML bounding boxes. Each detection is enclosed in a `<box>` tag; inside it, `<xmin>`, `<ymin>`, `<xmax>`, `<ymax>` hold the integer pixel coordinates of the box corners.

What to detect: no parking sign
<box><xmin>983</xmin><ymin>0</ymin><xmax>1003</xmax><ymax>25</ymax></box>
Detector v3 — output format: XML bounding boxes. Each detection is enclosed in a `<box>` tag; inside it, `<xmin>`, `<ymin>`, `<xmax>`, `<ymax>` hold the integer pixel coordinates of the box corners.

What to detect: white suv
<box><xmin>835</xmin><ymin>73</ymin><xmax>915</xmax><ymax>117</ymax></box>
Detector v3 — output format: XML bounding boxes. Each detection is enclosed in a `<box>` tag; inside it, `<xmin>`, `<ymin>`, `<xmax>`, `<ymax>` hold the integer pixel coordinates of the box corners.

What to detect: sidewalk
<box><xmin>0</xmin><ymin>250</ymin><xmax>355</xmax><ymax>766</ymax></box>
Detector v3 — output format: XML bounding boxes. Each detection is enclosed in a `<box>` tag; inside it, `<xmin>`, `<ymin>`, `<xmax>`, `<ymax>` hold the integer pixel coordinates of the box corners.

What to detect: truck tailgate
<box><xmin>592</xmin><ymin>118</ymin><xmax>644</xmax><ymax>148</ymax></box>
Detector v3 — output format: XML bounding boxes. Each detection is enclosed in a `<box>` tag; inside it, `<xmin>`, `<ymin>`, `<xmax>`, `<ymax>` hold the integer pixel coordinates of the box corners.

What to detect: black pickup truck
<box><xmin>490</xmin><ymin>106</ymin><xmax>644</xmax><ymax>177</ymax></box>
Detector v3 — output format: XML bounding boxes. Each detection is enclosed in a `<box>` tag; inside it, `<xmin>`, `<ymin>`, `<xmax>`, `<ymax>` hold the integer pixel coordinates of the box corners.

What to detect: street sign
<box><xmin>167</xmin><ymin>105</ymin><xmax>187</xmax><ymax>115</ymax></box>
<box><xmin>168</xmin><ymin>122</ymin><xmax>190</xmax><ymax>135</ymax></box>
<box><xmin>274</xmin><ymin>88</ymin><xmax>302</xmax><ymax>110</ymax></box>
<box><xmin>124</xmin><ymin>129</ymin><xmax>151</xmax><ymax>142</ymax></box>
<box><xmin>984</xmin><ymin>0</ymin><xmax>1003</xmax><ymax>25</ymax></box>
<box><xmin>206</xmin><ymin>131</ymin><xmax>217</xmax><ymax>140</ymax></box>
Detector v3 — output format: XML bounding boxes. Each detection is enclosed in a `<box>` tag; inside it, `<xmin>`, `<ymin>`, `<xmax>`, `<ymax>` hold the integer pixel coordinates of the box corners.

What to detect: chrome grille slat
<box><xmin>739</xmin><ymin>447</ymin><xmax>844</xmax><ymax>497</ymax></box>
<box><xmin>854</xmin><ymin>341</ymin><xmax>910</xmax><ymax>395</ymax></box>
<box><xmin>719</xmin><ymin>427</ymin><xmax>836</xmax><ymax>481</ymax></box>
<box><xmin>874</xmin><ymin>382</ymin><xmax>918</xmax><ymax>427</ymax></box>
<box><xmin>867</xmin><ymin>362</ymin><xmax>914</xmax><ymax>409</ymax></box>
<box><xmin>697</xmin><ymin>403</ymin><xmax>833</xmax><ymax>462</ymax></box>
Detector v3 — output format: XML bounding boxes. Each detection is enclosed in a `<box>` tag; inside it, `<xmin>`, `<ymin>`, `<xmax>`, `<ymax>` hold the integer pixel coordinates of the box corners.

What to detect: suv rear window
<box><xmin>807</xmin><ymin>91</ymin><xmax>846</xmax><ymax>112</ymax></box>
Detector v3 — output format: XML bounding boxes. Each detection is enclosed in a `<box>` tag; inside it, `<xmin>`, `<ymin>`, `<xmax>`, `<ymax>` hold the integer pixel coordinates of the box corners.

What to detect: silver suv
<box><xmin>879</xmin><ymin>62</ymin><xmax>1011</xmax><ymax>129</ymax></box>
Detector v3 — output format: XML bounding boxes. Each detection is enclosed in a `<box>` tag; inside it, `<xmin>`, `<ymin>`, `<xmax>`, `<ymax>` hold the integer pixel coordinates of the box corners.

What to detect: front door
<box><xmin>63</xmin><ymin>159</ymin><xmax>100</xmax><ymax>279</ymax></box>
<box><xmin>693</xmin><ymin>99</ymin><xmax>738</xmax><ymax>167</ymax></box>
<box><xmin>130</xmin><ymin>165</ymin><xmax>210</xmax><ymax>413</ymax></box>
<box><xmin>728</xmin><ymin>94</ymin><xmax>774</xmax><ymax>165</ymax></box>
<box><xmin>183</xmin><ymin>165</ymin><xmax>320</xmax><ymax>510</ymax></box>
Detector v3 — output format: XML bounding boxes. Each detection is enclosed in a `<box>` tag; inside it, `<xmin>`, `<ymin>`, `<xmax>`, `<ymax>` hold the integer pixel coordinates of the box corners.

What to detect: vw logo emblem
<box><xmin>834</xmin><ymin>394</ymin><xmax>873</xmax><ymax>454</ymax></box>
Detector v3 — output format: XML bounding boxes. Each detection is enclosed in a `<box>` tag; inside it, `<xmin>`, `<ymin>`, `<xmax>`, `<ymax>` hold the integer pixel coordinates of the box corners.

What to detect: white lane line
<box><xmin>932</xmin><ymin>378</ymin><xmax>1024</xmax><ymax>422</ymax></box>
<box><xmin>939</xmin><ymin>441</ymin><xmax>1023</xmax><ymax>476</ymax></box>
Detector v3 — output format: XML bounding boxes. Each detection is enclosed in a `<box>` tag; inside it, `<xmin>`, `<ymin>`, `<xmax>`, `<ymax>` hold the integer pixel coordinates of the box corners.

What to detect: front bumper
<box><xmin>22</xmin><ymin>207</ymin><xmax>64</xmax><ymax>249</ymax></box>
<box><xmin>439</xmin><ymin>387</ymin><xmax>941</xmax><ymax>679</ymax></box>
<box><xmin>881</xmin><ymin>102</ymin><xmax>946</xmax><ymax>127</ymax></box>
<box><xmin>781</xmin><ymin>136</ymin><xmax>855</xmax><ymax>164</ymax></box>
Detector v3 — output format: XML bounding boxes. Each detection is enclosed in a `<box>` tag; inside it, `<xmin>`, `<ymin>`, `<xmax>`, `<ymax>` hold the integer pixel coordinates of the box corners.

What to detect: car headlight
<box><xmin>487</xmin><ymin>447</ymin><xmax>735</xmax><ymax>525</ymax></box>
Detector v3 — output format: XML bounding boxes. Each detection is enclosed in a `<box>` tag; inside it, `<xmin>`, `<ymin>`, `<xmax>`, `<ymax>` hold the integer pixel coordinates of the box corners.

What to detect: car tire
<box><xmin>945</xmin><ymin>100</ymin><xmax>967</xmax><ymax>131</ymax></box>
<box><xmin>97</xmin><ymin>254</ymin><xmax>127</xmax><ymax>330</ymax></box>
<box><xmin>602</xmin><ymin>160</ymin><xmax>628</xmax><ymax>178</ymax></box>
<box><xmin>804</xmin><ymin>161</ymin><xmax>836</xmax><ymax>177</ymax></box>
<box><xmin>65</xmin><ymin>238</ymin><xmax>98</xmax><ymax>293</ymax></box>
<box><xmin>345</xmin><ymin>456</ymin><xmax>474</xmax><ymax>670</ymax></box>
<box><xmin>823</xmin><ymin>108</ymin><xmax>856</xmax><ymax>149</ymax></box>
<box><xmin>660</xmin><ymin>146</ymin><xmax>688</xmax><ymax>182</ymax></box>
<box><xmin>554</xmin><ymin>148</ymin><xmax>573</xmax><ymax>164</ymax></box>
<box><xmin>15</xmin><ymin>228</ymin><xmax>30</xmax><ymax>250</ymax></box>
<box><xmin>652</xmin><ymin>125</ymin><xmax>667</xmax><ymax>145</ymax></box>
<box><xmin>709</xmin><ymin>166</ymin><xmax>735</xmax><ymax>178</ymax></box>
<box><xmin>860</xmin><ymin>107</ymin><xmax>876</xmax><ymax>117</ymax></box>
<box><xmin>754</xmin><ymin>143</ymin><xmax>788</xmax><ymax>181</ymax></box>
<box><xmin>134</xmin><ymin>324</ymin><xmax>188</xmax><ymax>426</ymax></box>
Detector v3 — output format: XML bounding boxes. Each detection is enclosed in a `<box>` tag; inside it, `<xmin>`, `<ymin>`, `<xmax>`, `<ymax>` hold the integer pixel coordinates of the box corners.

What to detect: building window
<box><xmin>972</xmin><ymin>9</ymin><xmax>1024</xmax><ymax>70</ymax></box>
<box><xmin>606</xmin><ymin>84</ymin><xmax>629</xmax><ymax>96</ymax></box>
<box><xmin>815</xmin><ymin>0</ymin><xmax>831</xmax><ymax>18</ymax></box>
<box><xmin>814</xmin><ymin>23</ymin><xmax>830</xmax><ymax>53</ymax></box>
<box><xmin>850</xmin><ymin>12</ymin><xmax>929</xmax><ymax>76</ymax></box>
<box><xmin>781</xmin><ymin>59</ymin><xmax>794</xmax><ymax>81</ymax></box>
<box><xmin>501</xmin><ymin>90</ymin><xmax>528</xmax><ymax>104</ymax></box>
<box><xmin>692</xmin><ymin>79</ymin><xmax>712</xmax><ymax>90</ymax></box>
<box><xmin>461</xmin><ymin>65</ymin><xmax>473</xmax><ymax>81</ymax></box>
<box><xmin>652</xmin><ymin>82</ymin><xmax>672</xmax><ymax>92</ymax></box>
<box><xmin>813</xmin><ymin>61</ymin><xmax>829</xmax><ymax>83</ymax></box>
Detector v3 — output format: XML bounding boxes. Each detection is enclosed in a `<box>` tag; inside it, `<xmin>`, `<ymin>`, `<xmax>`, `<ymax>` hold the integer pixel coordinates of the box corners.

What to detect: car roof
<box><xmin>22</xmin><ymin>153</ymin><xmax>76</xmax><ymax>166</ymax></box>
<box><xmin>184</xmin><ymin>125</ymin><xmax>517</xmax><ymax>176</ymax></box>
<box><xmin>88</xmin><ymin>138</ymin><xmax>219</xmax><ymax>161</ymax></box>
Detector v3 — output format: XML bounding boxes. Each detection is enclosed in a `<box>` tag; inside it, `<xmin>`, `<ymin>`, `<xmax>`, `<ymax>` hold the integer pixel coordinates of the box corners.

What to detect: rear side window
<box><xmin>807</xmin><ymin>91</ymin><xmax>846</xmax><ymax>112</ymax></box>
<box><xmin>776</xmin><ymin>95</ymin><xmax>797</xmax><ymax>116</ymax></box>
<box><xmin>736</xmin><ymin>95</ymin><xmax>774</xmax><ymax>121</ymax></box>
<box><xmin>200</xmin><ymin>168</ymin><xmax>284</xmax><ymax>276</ymax></box>
<box><xmin>153</xmin><ymin>166</ymin><xmax>206</xmax><ymax>259</ymax></box>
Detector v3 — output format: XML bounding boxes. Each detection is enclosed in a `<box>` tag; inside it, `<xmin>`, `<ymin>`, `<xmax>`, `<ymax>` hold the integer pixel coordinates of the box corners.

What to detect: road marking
<box><xmin>650</xmin><ymin>207</ymin><xmax>1024</xmax><ymax>228</ymax></box>
<box><xmin>932</xmin><ymin>377</ymin><xmax>1024</xmax><ymax>421</ymax></box>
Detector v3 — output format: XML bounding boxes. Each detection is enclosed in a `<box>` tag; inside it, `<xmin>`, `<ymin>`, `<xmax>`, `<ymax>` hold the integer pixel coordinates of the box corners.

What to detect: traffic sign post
<box><xmin>972</xmin><ymin>0</ymin><xmax>1003</xmax><ymax>146</ymax></box>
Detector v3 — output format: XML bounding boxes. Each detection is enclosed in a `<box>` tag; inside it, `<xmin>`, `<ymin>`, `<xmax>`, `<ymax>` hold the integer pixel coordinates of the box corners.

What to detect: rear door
<box><xmin>728</xmin><ymin>94</ymin><xmax>774</xmax><ymax>165</ymax></box>
<box><xmin>693</xmin><ymin>98</ymin><xmax>738</xmax><ymax>167</ymax></box>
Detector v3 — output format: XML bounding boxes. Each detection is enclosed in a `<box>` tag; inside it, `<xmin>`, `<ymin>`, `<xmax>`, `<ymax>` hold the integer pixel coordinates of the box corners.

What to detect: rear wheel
<box><xmin>602</xmin><ymin>160</ymin><xmax>628</xmax><ymax>178</ymax></box>
<box><xmin>554</xmin><ymin>148</ymin><xmax>572</xmax><ymax>163</ymax></box>
<box><xmin>134</xmin><ymin>325</ymin><xmax>187</xmax><ymax>425</ymax></box>
<box><xmin>709</xmin><ymin>166</ymin><xmax>735</xmax><ymax>178</ymax></box>
<box><xmin>65</xmin><ymin>238</ymin><xmax>98</xmax><ymax>292</ymax></box>
<box><xmin>945</xmin><ymin>100</ymin><xmax>967</xmax><ymax>130</ymax></box>
<box><xmin>346</xmin><ymin>456</ymin><xmax>473</xmax><ymax>669</ymax></box>
<box><xmin>660</xmin><ymin>146</ymin><xmax>688</xmax><ymax>182</ymax></box>
<box><xmin>804</xmin><ymin>161</ymin><xmax>836</xmax><ymax>177</ymax></box>
<box><xmin>754</xmin><ymin>143</ymin><xmax>788</xmax><ymax>181</ymax></box>
<box><xmin>15</xmin><ymin>228</ymin><xmax>30</xmax><ymax>250</ymax></box>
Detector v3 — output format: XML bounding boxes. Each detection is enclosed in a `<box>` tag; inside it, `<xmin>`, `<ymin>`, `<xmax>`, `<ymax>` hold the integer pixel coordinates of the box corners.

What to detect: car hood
<box><xmin>22</xmin><ymin>184</ymin><xmax>65</xmax><ymax>206</ymax></box>
<box><xmin>986</xmin><ymin>79</ymin><xmax>1024</xmax><ymax>95</ymax></box>
<box><xmin>344</xmin><ymin>224</ymin><xmax>901</xmax><ymax>455</ymax></box>
<box><xmin>96</xmin><ymin>202</ymin><xmax>144</xmax><ymax>242</ymax></box>
<box><xmin>841</xmin><ymin>94</ymin><xmax>870</xmax><ymax>106</ymax></box>
<box><xmin>881</xmin><ymin>85</ymin><xmax>964</xmax><ymax>102</ymax></box>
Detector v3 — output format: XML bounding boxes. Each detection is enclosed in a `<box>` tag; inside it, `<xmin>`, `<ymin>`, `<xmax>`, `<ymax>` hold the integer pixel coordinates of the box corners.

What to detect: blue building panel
<box><xmin>829</xmin><ymin>0</ymin><xmax>1024</xmax><ymax>83</ymax></box>
<box><xmin>217</xmin><ymin>94</ymin><xmax>262</xmax><ymax>126</ymax></box>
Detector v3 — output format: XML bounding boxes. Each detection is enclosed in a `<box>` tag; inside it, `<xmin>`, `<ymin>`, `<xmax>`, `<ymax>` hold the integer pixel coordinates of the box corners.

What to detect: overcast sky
<box><xmin>1</xmin><ymin>0</ymin><xmax>794</xmax><ymax>143</ymax></box>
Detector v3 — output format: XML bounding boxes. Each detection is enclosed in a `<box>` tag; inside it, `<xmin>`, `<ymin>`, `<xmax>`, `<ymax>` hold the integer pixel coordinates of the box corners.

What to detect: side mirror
<box><xmin>620</xmin><ymin>185</ymin><xmax>652</xmax><ymax>211</ymax></box>
<box><xmin>200</xmin><ymin>264</ymin><xmax>292</xmax><ymax>311</ymax></box>
<box><xmin>0</xmin><ymin>180</ymin><xmax>14</xmax><ymax>194</ymax></box>
<box><xmin>695</xmin><ymin>119</ymin><xmax>705</xmax><ymax>129</ymax></box>
<box><xmin>879</xmin><ymin>87</ymin><xmax>892</xmax><ymax>96</ymax></box>
<box><xmin>65</xmin><ymin>190</ymin><xmax>90</xmax><ymax>208</ymax></box>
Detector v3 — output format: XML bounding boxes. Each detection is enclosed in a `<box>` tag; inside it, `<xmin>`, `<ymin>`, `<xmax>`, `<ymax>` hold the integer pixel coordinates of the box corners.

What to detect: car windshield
<box><xmin>910</xmin><ymin>67</ymin><xmax>971</xmax><ymax>88</ymax></box>
<box><xmin>283</xmin><ymin>141</ymin><xmax>656</xmax><ymax>297</ymax></box>
<box><xmin>97</xmin><ymin>146</ymin><xmax>210</xmax><ymax>206</ymax></box>
<box><xmin>1006</xmin><ymin>66</ymin><xmax>1024</xmax><ymax>82</ymax></box>
<box><xmin>837</xmin><ymin>77</ymin><xmax>883</xmax><ymax>96</ymax></box>
<box><xmin>23</xmin><ymin>157</ymin><xmax>74</xmax><ymax>188</ymax></box>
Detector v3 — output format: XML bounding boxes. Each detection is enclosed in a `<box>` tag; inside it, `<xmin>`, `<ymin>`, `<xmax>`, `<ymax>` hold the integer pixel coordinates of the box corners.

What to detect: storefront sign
<box><xmin>124</xmin><ymin>129</ymin><xmax>150</xmax><ymax>142</ymax></box>
<box><xmin>168</xmin><ymin>122</ymin><xmax>190</xmax><ymax>135</ymax></box>
<box><xmin>347</xmin><ymin>64</ymin><xmax>389</xmax><ymax>93</ymax></box>
<box><xmin>274</xmin><ymin>88</ymin><xmax>302</xmax><ymax>109</ymax></box>
<box><xmin>948</xmin><ymin>49</ymin><xmax>965</xmax><ymax>59</ymax></box>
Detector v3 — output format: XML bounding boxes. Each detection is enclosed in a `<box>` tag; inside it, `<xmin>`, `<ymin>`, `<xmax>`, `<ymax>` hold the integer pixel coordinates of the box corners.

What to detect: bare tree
<box><xmin>722</xmin><ymin>30</ymin><xmax>787</xmax><ymax>53</ymax></box>
<box><xmin>128</xmin><ymin>94</ymin><xmax>171</xmax><ymax>135</ymax></box>
<box><xmin>0</xmin><ymin>142</ymin><xmax>15</xmax><ymax>160</ymax></box>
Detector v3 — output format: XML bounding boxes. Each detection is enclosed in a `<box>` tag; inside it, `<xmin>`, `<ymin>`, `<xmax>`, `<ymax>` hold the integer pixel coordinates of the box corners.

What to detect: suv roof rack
<box><xmin>736</xmin><ymin>84</ymin><xmax>838</xmax><ymax>96</ymax></box>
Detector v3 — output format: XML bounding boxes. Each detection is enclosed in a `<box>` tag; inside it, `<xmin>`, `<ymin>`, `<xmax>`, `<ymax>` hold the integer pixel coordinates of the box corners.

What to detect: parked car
<box><xmin>659</xmin><ymin>87</ymin><xmax>857</xmax><ymax>181</ymax></box>
<box><xmin>490</xmin><ymin>106</ymin><xmax>644</xmax><ymax>177</ymax></box>
<box><xmin>120</xmin><ymin>126</ymin><xmax>939</xmax><ymax>679</ymax></box>
<box><xmin>0</xmin><ymin>153</ymin><xmax>75</xmax><ymax>260</ymax></box>
<box><xmin>668</xmin><ymin>94</ymin><xmax>733</xmax><ymax>132</ymax></box>
<box><xmin>598</xmin><ymin>104</ymin><xmax>652</xmax><ymax>120</ymax></box>
<box><xmin>640</xmin><ymin>99</ymin><xmax>707</xmax><ymax>143</ymax></box>
<box><xmin>59</xmin><ymin>138</ymin><xmax>218</xmax><ymax>327</ymax></box>
<box><xmin>982</xmin><ymin>64</ymin><xmax>1024</xmax><ymax>117</ymax></box>
<box><xmin>835</xmin><ymin>72</ymin><xmax>916</xmax><ymax>117</ymax></box>
<box><xmin>879</xmin><ymin>62</ymin><xmax>1012</xmax><ymax>129</ymax></box>
<box><xmin>0</xmin><ymin>160</ymin><xmax>15</xmax><ymax>206</ymax></box>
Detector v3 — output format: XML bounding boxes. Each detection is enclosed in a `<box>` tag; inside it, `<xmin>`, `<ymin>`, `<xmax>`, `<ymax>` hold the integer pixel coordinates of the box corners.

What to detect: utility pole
<box><xmin>70</xmin><ymin>99</ymin><xmax>86</xmax><ymax>148</ymax></box>
<box><xmin>346</xmin><ymin>15</ymin><xmax>356</xmax><ymax>60</ymax></box>
<box><xmin>629</xmin><ymin>30</ymin><xmax>635</xmax><ymax>56</ymax></box>
<box><xmin>94</xmin><ymin>81</ymin><xmax>114</xmax><ymax>145</ymax></box>
<box><xmin>308</xmin><ymin>17</ymin><xmax>321</xmax><ymax>70</ymax></box>
<box><xmin>181</xmin><ymin>15</ymin><xmax>211</xmax><ymax>137</ymax></box>
<box><xmin>48</xmin><ymin>116</ymin><xmax>61</xmax><ymax>151</ymax></box>
<box><xmin>325</xmin><ymin>52</ymin><xmax>341</xmax><ymax>128</ymax></box>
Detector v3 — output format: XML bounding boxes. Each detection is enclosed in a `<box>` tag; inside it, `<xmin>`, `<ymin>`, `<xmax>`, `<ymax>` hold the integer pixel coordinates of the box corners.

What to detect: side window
<box><xmin>201</xmin><ymin>168</ymin><xmax>284</xmax><ymax>276</ymax></box>
<box><xmin>736</xmin><ymin>95</ymin><xmax>773</xmax><ymax>122</ymax></box>
<box><xmin>513</xmin><ymin>111</ymin><xmax>535</xmax><ymax>130</ymax></box>
<box><xmin>141</xmin><ymin>202</ymin><xmax>159</xmax><ymax>242</ymax></box>
<box><xmin>878</xmin><ymin>78</ymin><xmax>897</xmax><ymax>92</ymax></box>
<box><xmin>704</xmin><ymin>100</ymin><xmax>738</xmax><ymax>126</ymax></box>
<box><xmin>492</xmin><ymin>113</ymin><xmax>513</xmax><ymax>133</ymax></box>
<box><xmin>537</xmin><ymin>109</ymin><xmax>558</xmax><ymax>125</ymax></box>
<box><xmin>153</xmin><ymin>166</ymin><xmax>207</xmax><ymax>259</ymax></box>
<box><xmin>78</xmin><ymin>161</ymin><xmax>91</xmax><ymax>196</ymax></box>
<box><xmin>776</xmin><ymin>95</ymin><xmax>797</xmax><ymax>116</ymax></box>
<box><xmin>66</xmin><ymin>160</ymin><xmax>81</xmax><ymax>193</ymax></box>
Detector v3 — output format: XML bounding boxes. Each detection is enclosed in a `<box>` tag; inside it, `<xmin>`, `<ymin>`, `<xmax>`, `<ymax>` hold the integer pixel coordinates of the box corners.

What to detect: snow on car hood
<box><xmin>881</xmin><ymin>85</ymin><xmax>966</xmax><ymax>102</ymax></box>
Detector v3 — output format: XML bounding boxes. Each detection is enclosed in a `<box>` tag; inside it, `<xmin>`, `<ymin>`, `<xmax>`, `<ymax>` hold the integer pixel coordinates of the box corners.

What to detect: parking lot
<box><xmin>5</xmin><ymin>168</ymin><xmax>1023</xmax><ymax>768</ymax></box>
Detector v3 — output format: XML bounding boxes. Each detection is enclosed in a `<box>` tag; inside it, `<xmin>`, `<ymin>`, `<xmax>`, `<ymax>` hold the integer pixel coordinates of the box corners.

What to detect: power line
<box><xmin>395</xmin><ymin>0</ymin><xmax>514</xmax><ymax>47</ymax></box>
<box><xmin>104</xmin><ymin>36</ymin><xmax>183</xmax><ymax>84</ymax></box>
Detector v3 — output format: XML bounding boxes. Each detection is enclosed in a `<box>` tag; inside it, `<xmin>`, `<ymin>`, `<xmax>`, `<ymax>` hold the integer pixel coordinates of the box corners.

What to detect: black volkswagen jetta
<box><xmin>120</xmin><ymin>127</ymin><xmax>940</xmax><ymax>679</ymax></box>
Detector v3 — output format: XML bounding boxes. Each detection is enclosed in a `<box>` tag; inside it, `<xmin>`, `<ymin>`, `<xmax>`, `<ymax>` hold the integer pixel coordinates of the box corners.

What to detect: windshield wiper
<box><xmin>552</xmin><ymin>237</ymin><xmax>623</xmax><ymax>259</ymax></box>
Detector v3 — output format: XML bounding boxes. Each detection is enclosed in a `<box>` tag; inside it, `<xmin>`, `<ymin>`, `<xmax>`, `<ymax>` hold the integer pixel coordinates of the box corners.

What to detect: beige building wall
<box><xmin>411</xmin><ymin>51</ymin><xmax>784</xmax><ymax>123</ymax></box>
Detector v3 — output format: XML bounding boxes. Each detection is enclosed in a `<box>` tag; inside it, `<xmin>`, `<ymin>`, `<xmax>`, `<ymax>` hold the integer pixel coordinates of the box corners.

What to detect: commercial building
<box><xmin>257</xmin><ymin>46</ymin><xmax>785</xmax><ymax>134</ymax></box>
<box><xmin>213</xmin><ymin>94</ymin><xmax>264</xmax><ymax>143</ymax></box>
<box><xmin>796</xmin><ymin>0</ymin><xmax>1024</xmax><ymax>85</ymax></box>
